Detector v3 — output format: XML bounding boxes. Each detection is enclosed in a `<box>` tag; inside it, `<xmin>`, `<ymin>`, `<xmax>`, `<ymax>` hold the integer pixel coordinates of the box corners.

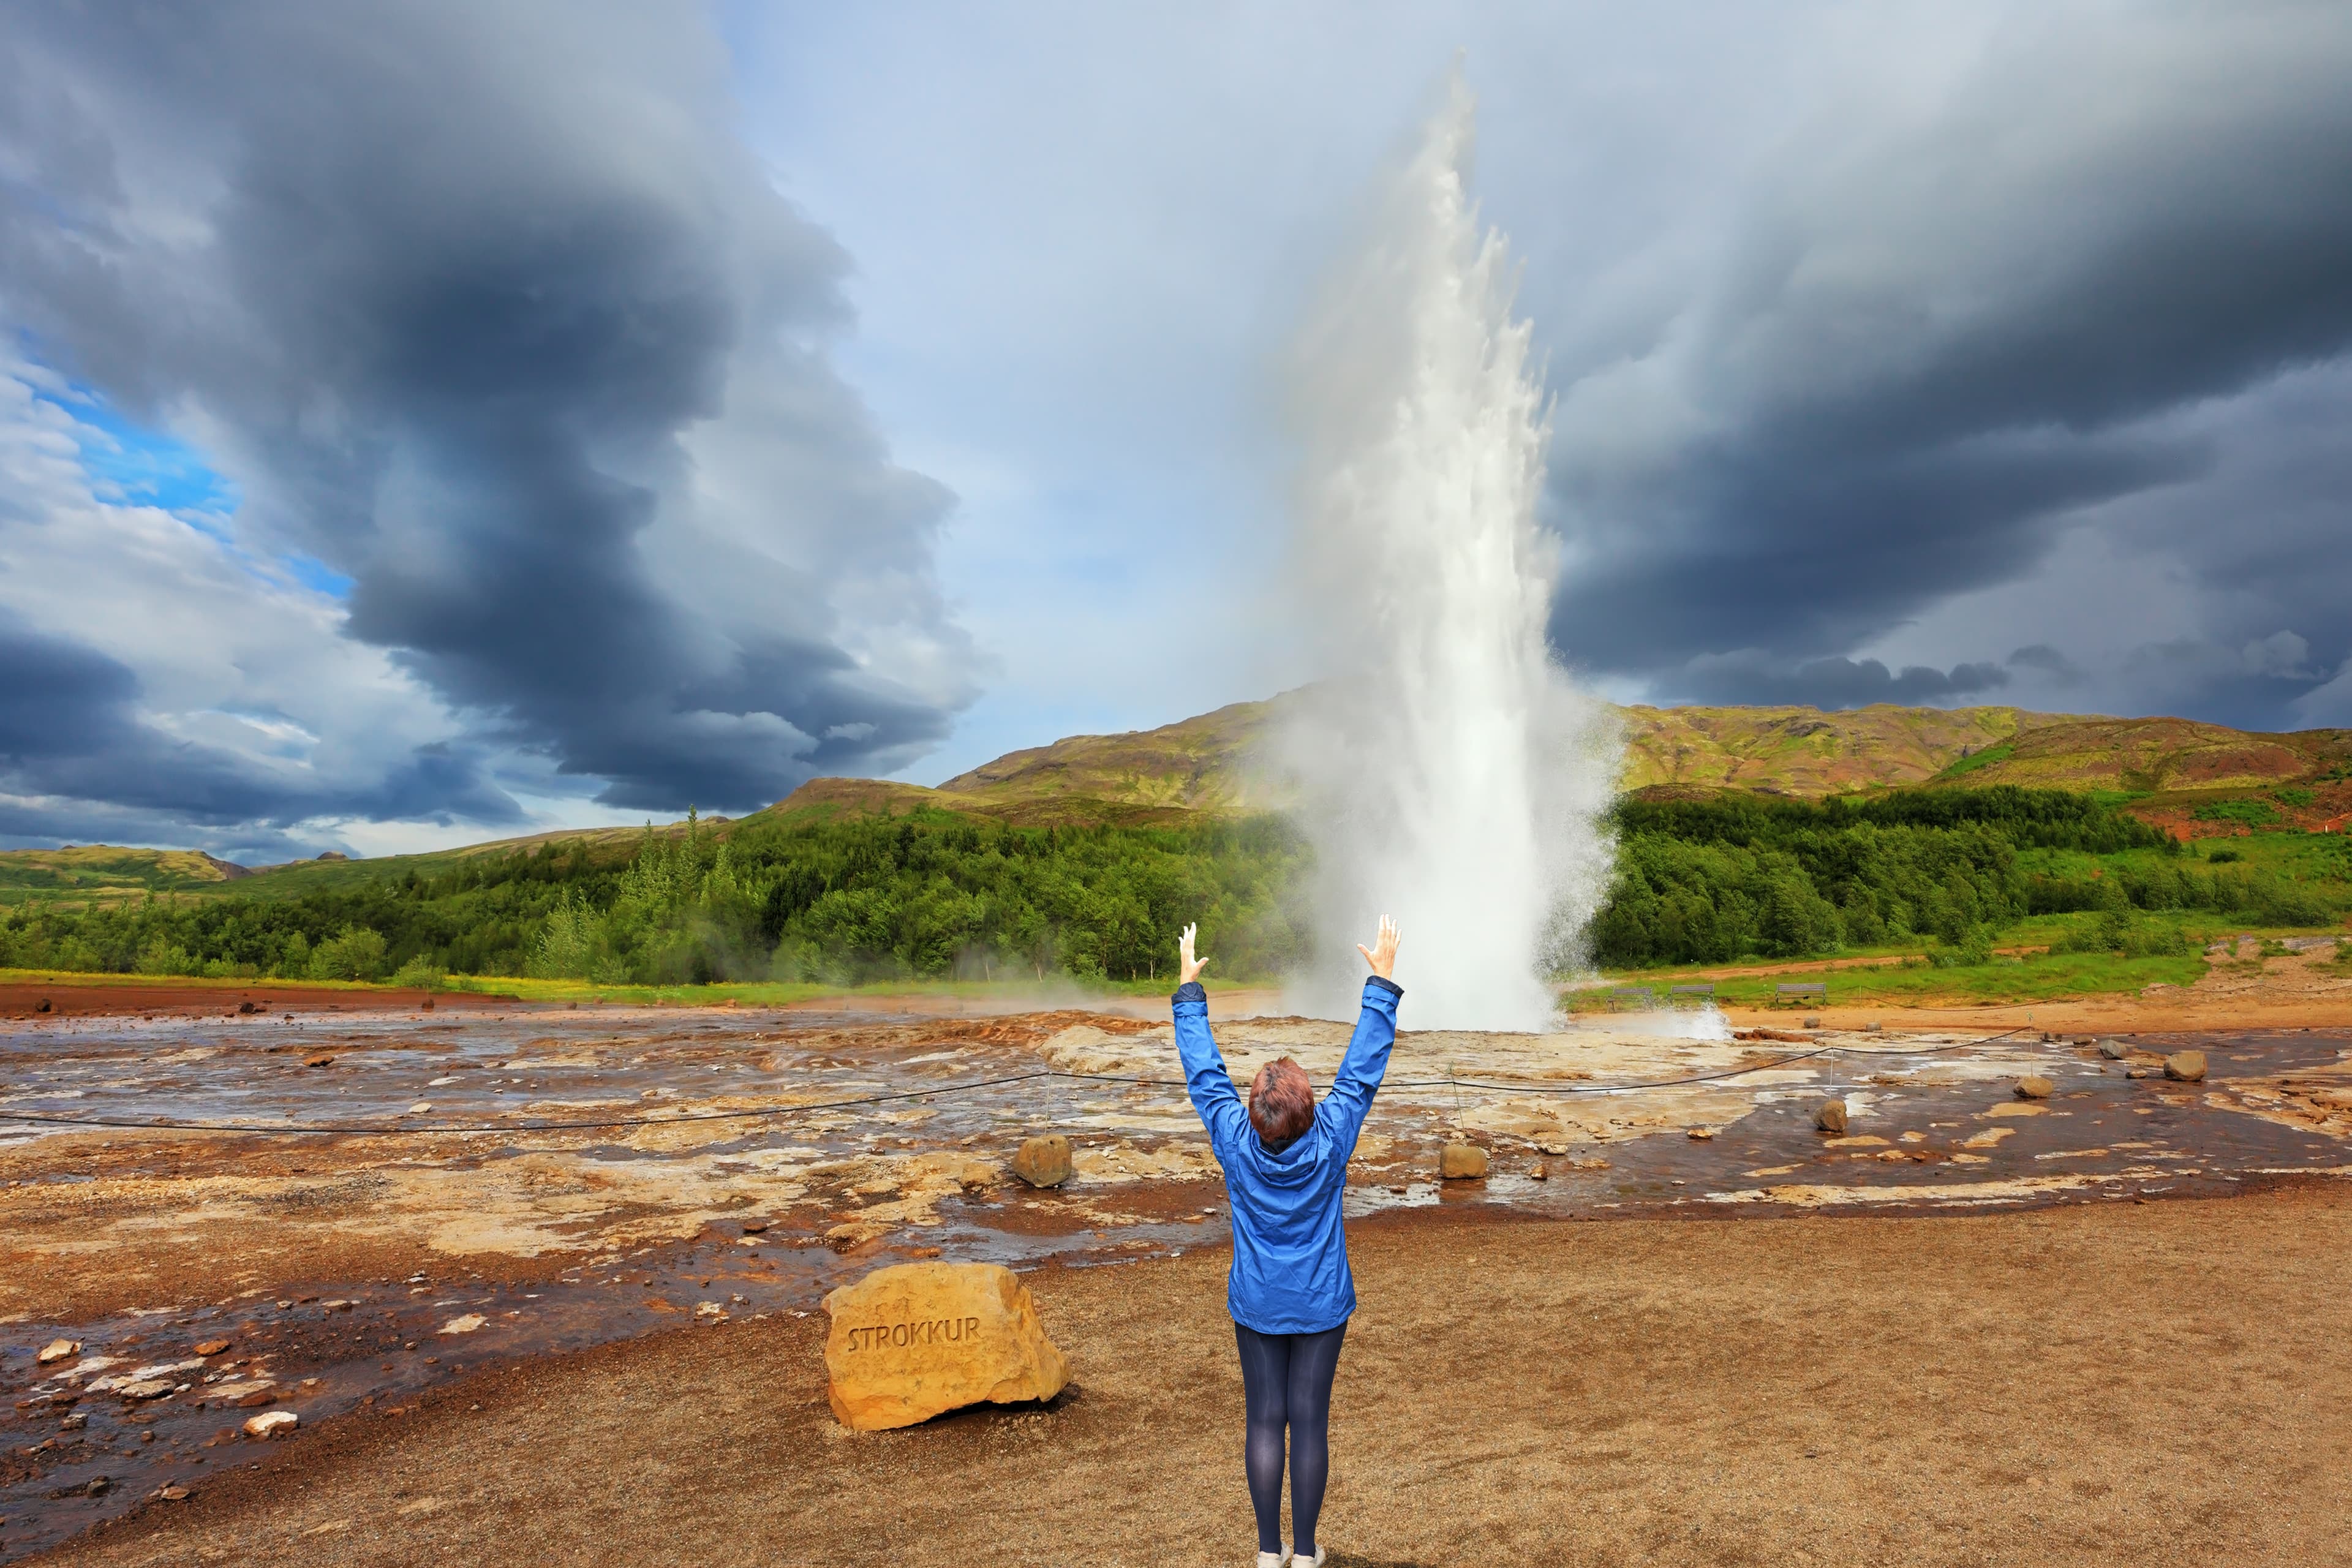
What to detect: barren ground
<box><xmin>40</xmin><ymin>1184</ymin><xmax>2352</xmax><ymax>1568</ymax></box>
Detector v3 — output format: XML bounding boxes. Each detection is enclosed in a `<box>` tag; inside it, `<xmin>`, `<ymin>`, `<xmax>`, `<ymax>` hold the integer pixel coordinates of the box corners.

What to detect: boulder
<box><xmin>2098</xmin><ymin>1039</ymin><xmax>2127</xmax><ymax>1060</ymax></box>
<box><xmin>822</xmin><ymin>1262</ymin><xmax>1069</xmax><ymax>1431</ymax></box>
<box><xmin>1814</xmin><ymin>1099</ymin><xmax>1849</xmax><ymax>1135</ymax></box>
<box><xmin>2015</xmin><ymin>1076</ymin><xmax>2055</xmax><ymax>1100</ymax></box>
<box><xmin>2165</xmin><ymin>1051</ymin><xmax>2208</xmax><ymax>1084</ymax></box>
<box><xmin>1011</xmin><ymin>1134</ymin><xmax>1072</xmax><ymax>1188</ymax></box>
<box><xmin>1439</xmin><ymin>1142</ymin><xmax>1490</xmax><ymax>1180</ymax></box>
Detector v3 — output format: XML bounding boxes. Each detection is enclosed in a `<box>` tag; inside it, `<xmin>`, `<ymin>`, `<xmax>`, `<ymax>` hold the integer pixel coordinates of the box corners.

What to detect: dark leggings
<box><xmin>1234</xmin><ymin>1321</ymin><xmax>1348</xmax><ymax>1556</ymax></box>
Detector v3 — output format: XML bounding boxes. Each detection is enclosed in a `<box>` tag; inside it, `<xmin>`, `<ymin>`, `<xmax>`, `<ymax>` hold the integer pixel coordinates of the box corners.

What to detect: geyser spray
<box><xmin>1276</xmin><ymin>73</ymin><xmax>1619</xmax><ymax>1032</ymax></box>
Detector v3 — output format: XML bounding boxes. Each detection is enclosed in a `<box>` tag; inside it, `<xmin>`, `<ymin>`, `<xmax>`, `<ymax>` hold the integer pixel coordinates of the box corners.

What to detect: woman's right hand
<box><xmin>1178</xmin><ymin>922</ymin><xmax>1210</xmax><ymax>985</ymax></box>
<box><xmin>1357</xmin><ymin>914</ymin><xmax>1400</xmax><ymax>981</ymax></box>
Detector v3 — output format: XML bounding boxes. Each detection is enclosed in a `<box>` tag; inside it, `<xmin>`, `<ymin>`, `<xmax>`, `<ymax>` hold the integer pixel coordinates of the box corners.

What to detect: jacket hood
<box><xmin>1239</xmin><ymin>1114</ymin><xmax>1328</xmax><ymax>1187</ymax></box>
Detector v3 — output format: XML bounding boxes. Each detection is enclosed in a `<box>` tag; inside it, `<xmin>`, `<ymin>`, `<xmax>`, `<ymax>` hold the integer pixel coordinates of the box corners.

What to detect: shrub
<box><xmin>309</xmin><ymin>925</ymin><xmax>387</xmax><ymax>981</ymax></box>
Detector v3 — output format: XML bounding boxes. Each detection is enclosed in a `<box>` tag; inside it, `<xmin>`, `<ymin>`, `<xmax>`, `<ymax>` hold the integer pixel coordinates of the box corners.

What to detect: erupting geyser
<box><xmin>1278</xmin><ymin>74</ymin><xmax>1618</xmax><ymax>1031</ymax></box>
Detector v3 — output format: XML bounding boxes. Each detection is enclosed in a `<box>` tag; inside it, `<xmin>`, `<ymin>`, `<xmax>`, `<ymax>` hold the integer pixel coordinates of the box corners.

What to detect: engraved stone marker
<box><xmin>822</xmin><ymin>1261</ymin><xmax>1070</xmax><ymax>1431</ymax></box>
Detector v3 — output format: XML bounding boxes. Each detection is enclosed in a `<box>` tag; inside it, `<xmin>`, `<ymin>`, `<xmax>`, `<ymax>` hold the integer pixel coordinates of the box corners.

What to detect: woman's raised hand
<box><xmin>1178</xmin><ymin>922</ymin><xmax>1210</xmax><ymax>985</ymax></box>
<box><xmin>1357</xmin><ymin>914</ymin><xmax>1400</xmax><ymax>981</ymax></box>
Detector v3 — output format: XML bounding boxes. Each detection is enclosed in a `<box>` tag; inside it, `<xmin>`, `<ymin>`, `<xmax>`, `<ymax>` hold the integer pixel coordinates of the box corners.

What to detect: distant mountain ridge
<box><xmin>780</xmin><ymin>695</ymin><xmax>2352</xmax><ymax>833</ymax></box>
<box><xmin>10</xmin><ymin>701</ymin><xmax>2348</xmax><ymax>909</ymax></box>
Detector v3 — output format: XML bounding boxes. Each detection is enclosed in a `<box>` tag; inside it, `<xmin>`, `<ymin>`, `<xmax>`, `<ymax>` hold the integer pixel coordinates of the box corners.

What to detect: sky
<box><xmin>2</xmin><ymin>1</ymin><xmax>2348</xmax><ymax>860</ymax></box>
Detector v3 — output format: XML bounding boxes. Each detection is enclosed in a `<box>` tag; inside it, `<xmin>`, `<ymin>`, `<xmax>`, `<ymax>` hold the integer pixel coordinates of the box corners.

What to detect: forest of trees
<box><xmin>1</xmin><ymin>786</ymin><xmax>2343</xmax><ymax>984</ymax></box>
<box><xmin>1591</xmin><ymin>788</ymin><xmax>2339</xmax><ymax>967</ymax></box>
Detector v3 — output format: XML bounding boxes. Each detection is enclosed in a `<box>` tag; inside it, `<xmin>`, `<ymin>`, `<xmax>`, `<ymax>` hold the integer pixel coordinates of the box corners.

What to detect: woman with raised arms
<box><xmin>1172</xmin><ymin>914</ymin><xmax>1402</xmax><ymax>1568</ymax></box>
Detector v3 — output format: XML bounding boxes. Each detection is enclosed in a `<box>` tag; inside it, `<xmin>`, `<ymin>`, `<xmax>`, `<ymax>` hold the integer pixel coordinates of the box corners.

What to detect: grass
<box><xmin>1567</xmin><ymin>948</ymin><xmax>2207</xmax><ymax>1011</ymax></box>
<box><xmin>1710</xmin><ymin>951</ymin><xmax>2207</xmax><ymax>1008</ymax></box>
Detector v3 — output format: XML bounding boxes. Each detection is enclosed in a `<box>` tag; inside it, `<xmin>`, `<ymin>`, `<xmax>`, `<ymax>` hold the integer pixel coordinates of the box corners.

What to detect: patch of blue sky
<box><xmin>283</xmin><ymin>555</ymin><xmax>356</xmax><ymax>598</ymax></box>
<box><xmin>28</xmin><ymin>369</ymin><xmax>360</xmax><ymax>603</ymax></box>
<box><xmin>36</xmin><ymin>381</ymin><xmax>242</xmax><ymax>526</ymax></box>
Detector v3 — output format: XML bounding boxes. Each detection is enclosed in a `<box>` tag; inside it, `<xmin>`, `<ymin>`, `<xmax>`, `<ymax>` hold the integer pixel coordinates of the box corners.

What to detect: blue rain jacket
<box><xmin>1173</xmin><ymin>976</ymin><xmax>1403</xmax><ymax>1334</ymax></box>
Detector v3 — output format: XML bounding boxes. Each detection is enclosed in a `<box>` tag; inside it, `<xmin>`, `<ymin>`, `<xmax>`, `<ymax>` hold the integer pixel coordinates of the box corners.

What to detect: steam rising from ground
<box><xmin>1276</xmin><ymin>75</ymin><xmax>1619</xmax><ymax>1032</ymax></box>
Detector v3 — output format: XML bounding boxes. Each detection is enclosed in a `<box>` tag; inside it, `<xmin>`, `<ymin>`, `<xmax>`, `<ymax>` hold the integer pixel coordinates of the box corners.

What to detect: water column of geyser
<box><xmin>1278</xmin><ymin>76</ymin><xmax>1618</xmax><ymax>1033</ymax></box>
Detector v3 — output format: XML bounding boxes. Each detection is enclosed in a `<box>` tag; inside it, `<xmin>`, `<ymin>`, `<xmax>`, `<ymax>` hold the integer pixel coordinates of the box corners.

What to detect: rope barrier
<box><xmin>0</xmin><ymin>1028</ymin><xmax>2038</xmax><ymax>1139</ymax></box>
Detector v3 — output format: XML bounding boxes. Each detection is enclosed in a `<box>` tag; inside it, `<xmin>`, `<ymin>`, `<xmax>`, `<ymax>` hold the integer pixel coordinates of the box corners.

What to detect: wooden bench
<box><xmin>1668</xmin><ymin>983</ymin><xmax>1715</xmax><ymax>1003</ymax></box>
<box><xmin>1608</xmin><ymin>986</ymin><xmax>1656</xmax><ymax>1011</ymax></box>
<box><xmin>1773</xmin><ymin>982</ymin><xmax>1826</xmax><ymax>1007</ymax></box>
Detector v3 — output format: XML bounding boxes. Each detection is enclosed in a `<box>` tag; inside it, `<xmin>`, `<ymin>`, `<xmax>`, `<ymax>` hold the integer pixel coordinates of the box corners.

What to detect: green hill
<box><xmin>0</xmin><ymin>845</ymin><xmax>256</xmax><ymax>907</ymax></box>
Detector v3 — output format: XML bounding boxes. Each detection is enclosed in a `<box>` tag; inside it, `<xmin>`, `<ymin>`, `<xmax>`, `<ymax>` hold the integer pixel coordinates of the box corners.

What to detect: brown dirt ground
<box><xmin>0</xmin><ymin>981</ymin><xmax>510</xmax><ymax>1019</ymax></box>
<box><xmin>45</xmin><ymin>1182</ymin><xmax>2352</xmax><ymax>1568</ymax></box>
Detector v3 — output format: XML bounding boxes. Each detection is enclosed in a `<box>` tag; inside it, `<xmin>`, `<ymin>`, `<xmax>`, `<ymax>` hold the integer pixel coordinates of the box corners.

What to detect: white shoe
<box><xmin>1293</xmin><ymin>1549</ymin><xmax>1325</xmax><ymax>1568</ymax></box>
<box><xmin>1256</xmin><ymin>1553</ymin><xmax>1290</xmax><ymax>1568</ymax></box>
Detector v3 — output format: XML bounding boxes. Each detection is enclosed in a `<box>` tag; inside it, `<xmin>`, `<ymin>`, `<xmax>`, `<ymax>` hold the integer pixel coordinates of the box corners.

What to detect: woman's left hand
<box><xmin>1178</xmin><ymin>922</ymin><xmax>1210</xmax><ymax>985</ymax></box>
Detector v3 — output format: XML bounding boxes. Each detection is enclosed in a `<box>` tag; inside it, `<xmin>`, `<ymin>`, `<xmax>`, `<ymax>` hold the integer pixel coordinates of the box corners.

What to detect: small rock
<box><xmin>1814</xmin><ymin>1100</ymin><xmax>1849</xmax><ymax>1135</ymax></box>
<box><xmin>2164</xmin><ymin>1051</ymin><xmax>2208</xmax><ymax>1083</ymax></box>
<box><xmin>304</xmin><ymin>1053</ymin><xmax>334</xmax><ymax>1068</ymax></box>
<box><xmin>2098</xmin><ymin>1039</ymin><xmax>2127</xmax><ymax>1060</ymax></box>
<box><xmin>695</xmin><ymin>1301</ymin><xmax>728</xmax><ymax>1320</ymax></box>
<box><xmin>421</xmin><ymin>995</ymin><xmax>435</xmax><ymax>1011</ymax></box>
<box><xmin>1529</xmin><ymin>1160</ymin><xmax>1548</xmax><ymax>1180</ymax></box>
<box><xmin>37</xmin><ymin>1339</ymin><xmax>80</xmax><ymax>1366</ymax></box>
<box><xmin>1863</xmin><ymin>1021</ymin><xmax>1882</xmax><ymax>1033</ymax></box>
<box><xmin>85</xmin><ymin>1476</ymin><xmax>111</xmax><ymax>1497</ymax></box>
<box><xmin>2127</xmin><ymin>1066</ymin><xmax>2153</xmax><ymax>1079</ymax></box>
<box><xmin>35</xmin><ymin>997</ymin><xmax>52</xmax><ymax>1012</ymax></box>
<box><xmin>1686</xmin><ymin>1126</ymin><xmax>1715</xmax><ymax>1140</ymax></box>
<box><xmin>406</xmin><ymin>1102</ymin><xmax>433</xmax><ymax>1115</ymax></box>
<box><xmin>116</xmin><ymin>1378</ymin><xmax>176</xmax><ymax>1401</ymax></box>
<box><xmin>740</xmin><ymin>1219</ymin><xmax>770</xmax><ymax>1235</ymax></box>
<box><xmin>1439</xmin><ymin>1142</ymin><xmax>1489</xmax><ymax>1180</ymax></box>
<box><xmin>237</xmin><ymin>1000</ymin><xmax>257</xmax><ymax>1014</ymax></box>
<box><xmin>194</xmin><ymin>1339</ymin><xmax>232</xmax><ymax>1357</ymax></box>
<box><xmin>437</xmin><ymin>1314</ymin><xmax>486</xmax><ymax>1335</ymax></box>
<box><xmin>242</xmin><ymin>1411</ymin><xmax>298</xmax><ymax>1440</ymax></box>
<box><xmin>60</xmin><ymin>1412</ymin><xmax>87</xmax><ymax>1431</ymax></box>
<box><xmin>2015</xmin><ymin>1076</ymin><xmax>2054</xmax><ymax>1100</ymax></box>
<box><xmin>157</xmin><ymin>1484</ymin><xmax>191</xmax><ymax>1502</ymax></box>
<box><xmin>1803</xmin><ymin>1015</ymin><xmax>1822</xmax><ymax>1028</ymax></box>
<box><xmin>1010</xmin><ymin>1134</ymin><xmax>1073</xmax><ymax>1188</ymax></box>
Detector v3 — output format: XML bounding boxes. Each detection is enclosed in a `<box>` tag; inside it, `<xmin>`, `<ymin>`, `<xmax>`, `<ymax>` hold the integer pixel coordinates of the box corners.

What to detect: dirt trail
<box><xmin>42</xmin><ymin>1185</ymin><xmax>2352</xmax><ymax>1568</ymax></box>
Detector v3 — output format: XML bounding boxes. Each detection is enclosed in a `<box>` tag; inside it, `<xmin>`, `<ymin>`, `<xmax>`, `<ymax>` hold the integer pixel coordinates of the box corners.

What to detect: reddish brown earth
<box><xmin>0</xmin><ymin>981</ymin><xmax>512</xmax><ymax>1020</ymax></box>
<box><xmin>38</xmin><ymin>1184</ymin><xmax>2352</xmax><ymax>1568</ymax></box>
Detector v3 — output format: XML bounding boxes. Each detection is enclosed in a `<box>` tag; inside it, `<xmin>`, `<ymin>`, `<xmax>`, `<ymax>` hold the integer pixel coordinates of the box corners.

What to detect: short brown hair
<box><xmin>1249</xmin><ymin>1057</ymin><xmax>1316</xmax><ymax>1146</ymax></box>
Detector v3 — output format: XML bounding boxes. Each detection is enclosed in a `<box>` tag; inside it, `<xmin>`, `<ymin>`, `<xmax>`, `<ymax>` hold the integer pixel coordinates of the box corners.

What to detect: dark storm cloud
<box><xmin>0</xmin><ymin>0</ymin><xmax>969</xmax><ymax>820</ymax></box>
<box><xmin>0</xmin><ymin>611</ymin><xmax>518</xmax><ymax>838</ymax></box>
<box><xmin>1676</xmin><ymin>652</ymin><xmax>2010</xmax><ymax>710</ymax></box>
<box><xmin>1548</xmin><ymin>4</ymin><xmax>2352</xmax><ymax>717</ymax></box>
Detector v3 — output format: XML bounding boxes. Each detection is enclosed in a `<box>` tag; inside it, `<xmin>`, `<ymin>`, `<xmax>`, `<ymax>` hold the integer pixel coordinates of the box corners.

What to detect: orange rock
<box><xmin>2165</xmin><ymin>1051</ymin><xmax>2208</xmax><ymax>1083</ymax></box>
<box><xmin>1439</xmin><ymin>1142</ymin><xmax>1490</xmax><ymax>1180</ymax></box>
<box><xmin>2015</xmin><ymin>1076</ymin><xmax>2054</xmax><ymax>1100</ymax></box>
<box><xmin>1011</xmin><ymin>1133</ymin><xmax>1072</xmax><ymax>1188</ymax></box>
<box><xmin>1814</xmin><ymin>1099</ymin><xmax>1849</xmax><ymax>1135</ymax></box>
<box><xmin>823</xmin><ymin>1262</ymin><xmax>1069</xmax><ymax>1432</ymax></box>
